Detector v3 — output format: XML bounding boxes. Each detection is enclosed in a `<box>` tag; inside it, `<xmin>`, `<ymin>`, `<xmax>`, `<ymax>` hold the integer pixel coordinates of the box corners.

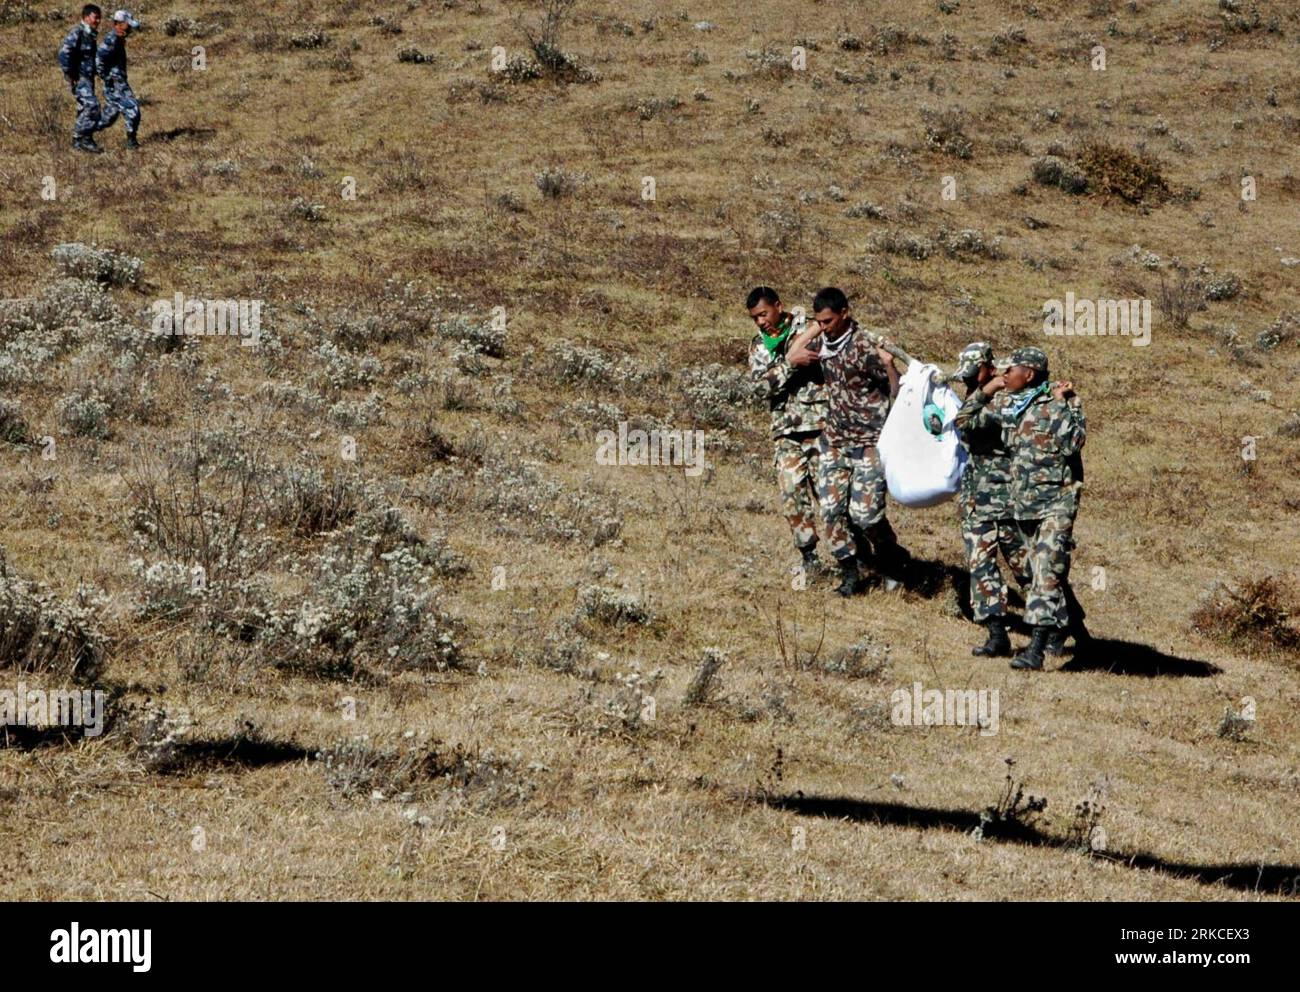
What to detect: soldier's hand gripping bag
<box><xmin>877</xmin><ymin>362</ymin><xmax>967</xmax><ymax>507</ymax></box>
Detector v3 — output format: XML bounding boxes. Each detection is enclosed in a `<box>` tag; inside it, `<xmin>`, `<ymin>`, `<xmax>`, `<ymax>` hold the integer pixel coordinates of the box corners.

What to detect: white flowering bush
<box><xmin>270</xmin><ymin>462</ymin><xmax>364</xmax><ymax>536</ymax></box>
<box><xmin>0</xmin><ymin>567</ymin><xmax>108</xmax><ymax>683</ymax></box>
<box><xmin>1031</xmin><ymin>155</ymin><xmax>1088</xmax><ymax>194</ymax></box>
<box><xmin>314</xmin><ymin>339</ymin><xmax>382</xmax><ymax>391</ymax></box>
<box><xmin>934</xmin><ymin>227</ymin><xmax>1006</xmax><ymax>261</ymax></box>
<box><xmin>576</xmin><ymin>584</ymin><xmax>655</xmax><ymax>627</ymax></box>
<box><xmin>541</xmin><ymin>341</ymin><xmax>665</xmax><ymax>394</ymax></box>
<box><xmin>126</xmin><ymin>429</ymin><xmax>280</xmax><ymax>588</ymax></box>
<box><xmin>436</xmin><ymin>312</ymin><xmax>506</xmax><ymax>358</ymax></box>
<box><xmin>307</xmin><ymin>280</ymin><xmax>439</xmax><ymax>349</ymax></box>
<box><xmin>534</xmin><ymin>167</ymin><xmax>584</xmax><ymax>198</ymax></box>
<box><xmin>56</xmin><ymin>387</ymin><xmax>113</xmax><ymax>439</ymax></box>
<box><xmin>0</xmin><ymin>399</ymin><xmax>33</xmax><ymax>445</ymax></box>
<box><xmin>744</xmin><ymin>46</ymin><xmax>795</xmax><ymax>78</ymax></box>
<box><xmin>50</xmin><ymin>242</ymin><xmax>142</xmax><ymax>287</ymax></box>
<box><xmin>319</xmin><ymin>735</ymin><xmax>535</xmax><ymax>809</ymax></box>
<box><xmin>135</xmin><ymin>703</ymin><xmax>195</xmax><ymax>774</ymax></box>
<box><xmin>0</xmin><ymin>279</ymin><xmax>113</xmax><ymax>386</ymax></box>
<box><xmin>328</xmin><ymin>393</ymin><xmax>383</xmax><ymax>429</ymax></box>
<box><xmin>501</xmin><ymin>54</ymin><xmax>542</xmax><ymax>82</ymax></box>
<box><xmin>678</xmin><ymin>363</ymin><xmax>762</xmax><ymax>427</ymax></box>
<box><xmin>477</xmin><ymin>450</ymin><xmax>622</xmax><ymax>547</ymax></box>
<box><xmin>600</xmin><ymin>663</ymin><xmax>664</xmax><ymax>733</ymax></box>
<box><xmin>258</xmin><ymin>514</ymin><xmax>465</xmax><ymax>677</ymax></box>
<box><xmin>867</xmin><ymin>229</ymin><xmax>936</xmax><ymax>261</ymax></box>
<box><xmin>129</xmin><ymin>558</ymin><xmax>196</xmax><ymax>621</ymax></box>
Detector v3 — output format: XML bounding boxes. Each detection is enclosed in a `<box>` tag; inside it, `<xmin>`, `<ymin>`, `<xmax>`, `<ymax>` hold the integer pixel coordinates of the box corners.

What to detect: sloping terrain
<box><xmin>0</xmin><ymin>0</ymin><xmax>1298</xmax><ymax>899</ymax></box>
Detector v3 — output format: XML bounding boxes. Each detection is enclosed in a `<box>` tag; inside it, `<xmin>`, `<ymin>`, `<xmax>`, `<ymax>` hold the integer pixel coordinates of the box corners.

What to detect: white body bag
<box><xmin>877</xmin><ymin>361</ymin><xmax>967</xmax><ymax>508</ymax></box>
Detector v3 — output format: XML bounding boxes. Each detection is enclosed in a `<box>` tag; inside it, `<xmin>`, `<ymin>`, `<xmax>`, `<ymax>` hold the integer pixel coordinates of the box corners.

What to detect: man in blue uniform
<box><xmin>58</xmin><ymin>4</ymin><xmax>104</xmax><ymax>153</ymax></box>
<box><xmin>97</xmin><ymin>10</ymin><xmax>142</xmax><ymax>149</ymax></box>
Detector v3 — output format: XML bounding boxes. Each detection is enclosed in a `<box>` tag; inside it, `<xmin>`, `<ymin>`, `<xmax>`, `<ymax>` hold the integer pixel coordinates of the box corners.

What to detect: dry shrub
<box><xmin>1155</xmin><ymin>265</ymin><xmax>1208</xmax><ymax>329</ymax></box>
<box><xmin>1192</xmin><ymin>576</ymin><xmax>1300</xmax><ymax>656</ymax></box>
<box><xmin>1076</xmin><ymin>141</ymin><xmax>1170</xmax><ymax>204</ymax></box>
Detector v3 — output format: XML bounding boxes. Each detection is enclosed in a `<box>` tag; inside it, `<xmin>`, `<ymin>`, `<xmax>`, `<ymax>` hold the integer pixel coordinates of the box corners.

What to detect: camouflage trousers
<box><xmin>71</xmin><ymin>78</ymin><xmax>102</xmax><ymax>139</ymax></box>
<box><xmin>101</xmin><ymin>79</ymin><xmax>140</xmax><ymax>136</ymax></box>
<box><xmin>1008</xmin><ymin>514</ymin><xmax>1079</xmax><ymax>629</ymax></box>
<box><xmin>963</xmin><ymin>518</ymin><xmax>1029</xmax><ymax>623</ymax></box>
<box><xmin>816</xmin><ymin>439</ymin><xmax>897</xmax><ymax>566</ymax></box>
<box><xmin>773</xmin><ymin>431</ymin><xmax>821</xmax><ymax>551</ymax></box>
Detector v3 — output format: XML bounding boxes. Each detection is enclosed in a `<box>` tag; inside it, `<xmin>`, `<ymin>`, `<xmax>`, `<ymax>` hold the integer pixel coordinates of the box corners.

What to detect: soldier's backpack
<box><xmin>877</xmin><ymin>361</ymin><xmax>966</xmax><ymax>507</ymax></box>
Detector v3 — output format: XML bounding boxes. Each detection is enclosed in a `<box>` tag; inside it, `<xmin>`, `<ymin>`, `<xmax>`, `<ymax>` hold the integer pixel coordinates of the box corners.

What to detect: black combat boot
<box><xmin>125</xmin><ymin>132</ymin><xmax>140</xmax><ymax>150</ymax></box>
<box><xmin>799</xmin><ymin>545</ymin><xmax>824</xmax><ymax>578</ymax></box>
<box><xmin>866</xmin><ymin>520</ymin><xmax>907</xmax><ymax>591</ymax></box>
<box><xmin>1054</xmin><ymin>582</ymin><xmax>1090</xmax><ymax>655</ymax></box>
<box><xmin>834</xmin><ymin>560</ymin><xmax>862</xmax><ymax>598</ymax></box>
<box><xmin>73</xmin><ymin>136</ymin><xmax>103</xmax><ymax>154</ymax></box>
<box><xmin>1010</xmin><ymin>626</ymin><xmax>1052</xmax><ymax>670</ymax></box>
<box><xmin>972</xmin><ymin>618</ymin><xmax>1012</xmax><ymax>657</ymax></box>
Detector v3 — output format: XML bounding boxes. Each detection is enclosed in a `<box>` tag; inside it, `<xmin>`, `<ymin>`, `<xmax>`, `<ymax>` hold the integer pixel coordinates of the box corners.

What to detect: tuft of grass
<box><xmin>973</xmin><ymin>758</ymin><xmax>1047</xmax><ymax>841</ymax></box>
<box><xmin>682</xmin><ymin>648</ymin><xmax>725</xmax><ymax>706</ymax></box>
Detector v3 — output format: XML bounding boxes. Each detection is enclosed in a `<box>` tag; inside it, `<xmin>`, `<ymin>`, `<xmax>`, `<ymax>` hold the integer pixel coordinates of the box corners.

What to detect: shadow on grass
<box><xmin>1059</xmin><ymin>639</ymin><xmax>1222</xmax><ymax>678</ymax></box>
<box><xmin>945</xmin><ymin>568</ymin><xmax>1221</xmax><ymax>677</ymax></box>
<box><xmin>151</xmin><ymin>126</ymin><xmax>217</xmax><ymax>143</ymax></box>
<box><xmin>765</xmin><ymin>793</ymin><xmax>1299</xmax><ymax>896</ymax></box>
<box><xmin>1</xmin><ymin>720</ymin><xmax>313</xmax><ymax>772</ymax></box>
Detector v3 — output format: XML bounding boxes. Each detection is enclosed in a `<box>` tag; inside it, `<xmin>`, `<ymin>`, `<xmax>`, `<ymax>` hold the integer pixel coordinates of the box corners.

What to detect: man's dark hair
<box><xmin>82</xmin><ymin>4</ymin><xmax>101</xmax><ymax>17</ymax></box>
<box><xmin>745</xmin><ymin>286</ymin><xmax>780</xmax><ymax>309</ymax></box>
<box><xmin>812</xmin><ymin>287</ymin><xmax>849</xmax><ymax>313</ymax></box>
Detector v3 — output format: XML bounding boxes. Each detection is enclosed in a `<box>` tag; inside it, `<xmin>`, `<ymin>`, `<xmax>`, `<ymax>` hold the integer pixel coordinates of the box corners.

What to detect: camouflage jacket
<box><xmin>58</xmin><ymin>23</ymin><xmax>98</xmax><ymax>81</ymax></box>
<box><xmin>96</xmin><ymin>31</ymin><xmax>129</xmax><ymax>84</ymax></box>
<box><xmin>953</xmin><ymin>388</ymin><xmax>1014</xmax><ymax>523</ymax></box>
<box><xmin>1003</xmin><ymin>385</ymin><xmax>1086</xmax><ymax>519</ymax></box>
<box><xmin>748</xmin><ymin>315</ymin><xmax>827</xmax><ymax>439</ymax></box>
<box><xmin>813</xmin><ymin>320</ymin><xmax>894</xmax><ymax>449</ymax></box>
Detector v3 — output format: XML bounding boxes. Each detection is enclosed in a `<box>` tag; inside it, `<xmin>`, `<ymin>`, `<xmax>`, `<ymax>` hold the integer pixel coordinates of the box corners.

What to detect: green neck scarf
<box><xmin>762</xmin><ymin>314</ymin><xmax>794</xmax><ymax>355</ymax></box>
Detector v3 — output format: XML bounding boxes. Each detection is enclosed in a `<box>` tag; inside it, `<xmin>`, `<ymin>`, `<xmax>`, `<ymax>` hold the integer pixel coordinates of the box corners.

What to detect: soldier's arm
<box><xmin>1055</xmin><ymin>398</ymin><xmax>1086</xmax><ymax>456</ymax></box>
<box><xmin>95</xmin><ymin>37</ymin><xmax>111</xmax><ymax>79</ymax></box>
<box><xmin>954</xmin><ymin>388</ymin><xmax>996</xmax><ymax>437</ymax></box>
<box><xmin>749</xmin><ymin>338</ymin><xmax>797</xmax><ymax>397</ymax></box>
<box><xmin>880</xmin><ymin>350</ymin><xmax>900</xmax><ymax>398</ymax></box>
<box><xmin>785</xmin><ymin>324</ymin><xmax>821</xmax><ymax>368</ymax></box>
<box><xmin>58</xmin><ymin>31</ymin><xmax>75</xmax><ymax>79</ymax></box>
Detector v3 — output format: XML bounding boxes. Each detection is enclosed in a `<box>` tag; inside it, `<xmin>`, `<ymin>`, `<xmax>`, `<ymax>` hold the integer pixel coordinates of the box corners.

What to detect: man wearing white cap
<box><xmin>96</xmin><ymin>9</ymin><xmax>141</xmax><ymax>149</ymax></box>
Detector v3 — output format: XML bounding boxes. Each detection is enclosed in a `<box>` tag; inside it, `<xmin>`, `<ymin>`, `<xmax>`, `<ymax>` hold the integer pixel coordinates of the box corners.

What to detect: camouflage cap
<box><xmin>1007</xmin><ymin>345</ymin><xmax>1048</xmax><ymax>373</ymax></box>
<box><xmin>953</xmin><ymin>341</ymin><xmax>994</xmax><ymax>381</ymax></box>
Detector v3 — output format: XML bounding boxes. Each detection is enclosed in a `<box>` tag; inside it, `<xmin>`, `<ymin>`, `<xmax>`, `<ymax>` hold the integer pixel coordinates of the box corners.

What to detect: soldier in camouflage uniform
<box><xmin>746</xmin><ymin>286</ymin><xmax>829</xmax><ymax>577</ymax></box>
<box><xmin>973</xmin><ymin>346</ymin><xmax>1088</xmax><ymax>670</ymax></box>
<box><xmin>59</xmin><ymin>5</ymin><xmax>105</xmax><ymax>153</ymax></box>
<box><xmin>97</xmin><ymin>10</ymin><xmax>141</xmax><ymax>150</ymax></box>
<box><xmin>953</xmin><ymin>343</ymin><xmax>1028</xmax><ymax>657</ymax></box>
<box><xmin>787</xmin><ymin>287</ymin><xmax>907</xmax><ymax>597</ymax></box>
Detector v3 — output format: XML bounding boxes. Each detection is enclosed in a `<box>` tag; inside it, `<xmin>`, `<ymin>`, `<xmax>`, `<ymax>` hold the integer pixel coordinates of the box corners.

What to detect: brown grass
<box><xmin>0</xmin><ymin>0</ymin><xmax>1299</xmax><ymax>901</ymax></box>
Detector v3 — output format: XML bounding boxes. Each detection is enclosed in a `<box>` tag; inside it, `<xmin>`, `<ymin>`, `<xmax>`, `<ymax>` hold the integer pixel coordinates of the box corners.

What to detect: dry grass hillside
<box><xmin>0</xmin><ymin>0</ymin><xmax>1299</xmax><ymax>900</ymax></box>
